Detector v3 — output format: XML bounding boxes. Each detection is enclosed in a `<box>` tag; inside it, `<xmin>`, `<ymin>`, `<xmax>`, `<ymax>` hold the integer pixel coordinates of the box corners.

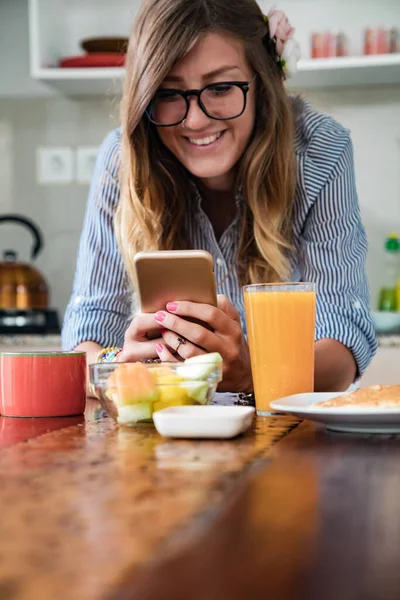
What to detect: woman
<box><xmin>62</xmin><ymin>0</ymin><xmax>377</xmax><ymax>393</ymax></box>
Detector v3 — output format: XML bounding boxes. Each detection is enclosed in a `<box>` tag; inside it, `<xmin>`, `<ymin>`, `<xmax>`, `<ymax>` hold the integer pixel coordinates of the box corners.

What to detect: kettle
<box><xmin>0</xmin><ymin>215</ymin><xmax>49</xmax><ymax>310</ymax></box>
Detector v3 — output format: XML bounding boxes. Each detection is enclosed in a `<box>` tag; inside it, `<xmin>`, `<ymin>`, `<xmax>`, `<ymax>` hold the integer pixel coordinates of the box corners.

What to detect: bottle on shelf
<box><xmin>336</xmin><ymin>31</ymin><xmax>348</xmax><ymax>57</ymax></box>
<box><xmin>378</xmin><ymin>233</ymin><xmax>400</xmax><ymax>312</ymax></box>
<box><xmin>377</xmin><ymin>26</ymin><xmax>390</xmax><ymax>54</ymax></box>
<box><xmin>364</xmin><ymin>28</ymin><xmax>377</xmax><ymax>55</ymax></box>
<box><xmin>397</xmin><ymin>279</ymin><xmax>400</xmax><ymax>311</ymax></box>
<box><xmin>389</xmin><ymin>27</ymin><xmax>399</xmax><ymax>53</ymax></box>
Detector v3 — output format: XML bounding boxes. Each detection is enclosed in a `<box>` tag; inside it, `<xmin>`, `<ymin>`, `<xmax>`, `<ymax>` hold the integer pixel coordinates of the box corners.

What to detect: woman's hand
<box><xmin>153</xmin><ymin>294</ymin><xmax>253</xmax><ymax>393</ymax></box>
<box><xmin>118</xmin><ymin>313</ymin><xmax>164</xmax><ymax>362</ymax></box>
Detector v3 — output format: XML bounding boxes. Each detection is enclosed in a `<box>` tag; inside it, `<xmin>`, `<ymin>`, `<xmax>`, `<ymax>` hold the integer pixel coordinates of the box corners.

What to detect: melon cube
<box><xmin>107</xmin><ymin>363</ymin><xmax>159</xmax><ymax>407</ymax></box>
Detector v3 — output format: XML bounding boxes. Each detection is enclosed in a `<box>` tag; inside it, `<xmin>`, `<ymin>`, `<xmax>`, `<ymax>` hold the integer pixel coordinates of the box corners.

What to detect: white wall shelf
<box><xmin>31</xmin><ymin>67</ymin><xmax>125</xmax><ymax>96</ymax></box>
<box><xmin>30</xmin><ymin>54</ymin><xmax>400</xmax><ymax>96</ymax></box>
<box><xmin>291</xmin><ymin>54</ymin><xmax>400</xmax><ymax>90</ymax></box>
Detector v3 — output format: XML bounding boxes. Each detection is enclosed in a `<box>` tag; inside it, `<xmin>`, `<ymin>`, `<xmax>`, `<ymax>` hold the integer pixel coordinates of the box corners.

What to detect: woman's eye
<box><xmin>156</xmin><ymin>90</ymin><xmax>181</xmax><ymax>102</ymax></box>
<box><xmin>208</xmin><ymin>84</ymin><xmax>234</xmax><ymax>96</ymax></box>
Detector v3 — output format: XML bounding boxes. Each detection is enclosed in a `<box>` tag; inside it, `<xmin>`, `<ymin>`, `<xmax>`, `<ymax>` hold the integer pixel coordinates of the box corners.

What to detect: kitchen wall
<box><xmin>307</xmin><ymin>85</ymin><xmax>400</xmax><ymax>309</ymax></box>
<box><xmin>1</xmin><ymin>88</ymin><xmax>399</xmax><ymax>317</ymax></box>
<box><xmin>0</xmin><ymin>97</ymin><xmax>119</xmax><ymax>316</ymax></box>
<box><xmin>0</xmin><ymin>0</ymin><xmax>399</xmax><ymax>320</ymax></box>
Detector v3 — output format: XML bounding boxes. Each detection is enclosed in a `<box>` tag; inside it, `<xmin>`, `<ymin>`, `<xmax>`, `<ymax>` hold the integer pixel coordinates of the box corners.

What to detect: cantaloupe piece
<box><xmin>151</xmin><ymin>366</ymin><xmax>176</xmax><ymax>380</ymax></box>
<box><xmin>180</xmin><ymin>380</ymin><xmax>209</xmax><ymax>404</ymax></box>
<box><xmin>176</xmin><ymin>352</ymin><xmax>223</xmax><ymax>380</ymax></box>
<box><xmin>110</xmin><ymin>363</ymin><xmax>159</xmax><ymax>407</ymax></box>
<box><xmin>117</xmin><ymin>403</ymin><xmax>153</xmax><ymax>424</ymax></box>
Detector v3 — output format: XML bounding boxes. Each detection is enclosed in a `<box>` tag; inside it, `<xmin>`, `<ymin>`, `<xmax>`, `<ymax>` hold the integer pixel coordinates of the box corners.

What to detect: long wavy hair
<box><xmin>116</xmin><ymin>0</ymin><xmax>296</xmax><ymax>287</ymax></box>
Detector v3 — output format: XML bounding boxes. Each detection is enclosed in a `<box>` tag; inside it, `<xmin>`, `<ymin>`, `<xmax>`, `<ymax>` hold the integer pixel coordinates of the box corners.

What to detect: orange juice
<box><xmin>244</xmin><ymin>283</ymin><xmax>316</xmax><ymax>413</ymax></box>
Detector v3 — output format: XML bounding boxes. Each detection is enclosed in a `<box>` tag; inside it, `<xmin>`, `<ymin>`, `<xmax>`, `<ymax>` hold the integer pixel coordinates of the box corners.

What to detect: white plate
<box><xmin>153</xmin><ymin>405</ymin><xmax>255</xmax><ymax>439</ymax></box>
<box><xmin>270</xmin><ymin>392</ymin><xmax>400</xmax><ymax>434</ymax></box>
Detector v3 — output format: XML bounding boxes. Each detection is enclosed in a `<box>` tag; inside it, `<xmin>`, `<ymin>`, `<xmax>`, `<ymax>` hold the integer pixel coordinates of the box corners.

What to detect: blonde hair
<box><xmin>116</xmin><ymin>0</ymin><xmax>296</xmax><ymax>287</ymax></box>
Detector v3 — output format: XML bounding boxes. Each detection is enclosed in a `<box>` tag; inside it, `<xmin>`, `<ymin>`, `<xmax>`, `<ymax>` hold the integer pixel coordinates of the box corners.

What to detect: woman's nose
<box><xmin>183</xmin><ymin>97</ymin><xmax>211</xmax><ymax>130</ymax></box>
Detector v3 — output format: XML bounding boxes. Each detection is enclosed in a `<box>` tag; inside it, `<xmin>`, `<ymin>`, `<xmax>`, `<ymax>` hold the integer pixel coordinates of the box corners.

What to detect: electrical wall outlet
<box><xmin>37</xmin><ymin>147</ymin><xmax>74</xmax><ymax>184</ymax></box>
<box><xmin>36</xmin><ymin>145</ymin><xmax>100</xmax><ymax>185</ymax></box>
<box><xmin>76</xmin><ymin>146</ymin><xmax>99</xmax><ymax>185</ymax></box>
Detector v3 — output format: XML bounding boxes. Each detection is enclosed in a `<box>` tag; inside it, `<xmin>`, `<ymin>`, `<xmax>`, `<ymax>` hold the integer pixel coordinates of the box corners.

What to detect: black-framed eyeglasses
<box><xmin>146</xmin><ymin>74</ymin><xmax>257</xmax><ymax>127</ymax></box>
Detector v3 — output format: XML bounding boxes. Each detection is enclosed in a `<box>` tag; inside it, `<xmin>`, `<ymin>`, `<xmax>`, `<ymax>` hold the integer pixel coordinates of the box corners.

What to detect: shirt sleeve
<box><xmin>61</xmin><ymin>129</ymin><xmax>131</xmax><ymax>350</ymax></box>
<box><xmin>298</xmin><ymin>135</ymin><xmax>377</xmax><ymax>376</ymax></box>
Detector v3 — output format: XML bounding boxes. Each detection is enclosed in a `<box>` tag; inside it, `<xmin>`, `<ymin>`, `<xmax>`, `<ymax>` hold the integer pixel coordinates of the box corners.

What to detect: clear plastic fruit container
<box><xmin>89</xmin><ymin>358</ymin><xmax>223</xmax><ymax>426</ymax></box>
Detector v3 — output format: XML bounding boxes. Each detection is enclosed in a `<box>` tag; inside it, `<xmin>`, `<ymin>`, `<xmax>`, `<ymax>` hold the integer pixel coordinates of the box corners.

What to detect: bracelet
<box><xmin>96</xmin><ymin>346</ymin><xmax>123</xmax><ymax>363</ymax></box>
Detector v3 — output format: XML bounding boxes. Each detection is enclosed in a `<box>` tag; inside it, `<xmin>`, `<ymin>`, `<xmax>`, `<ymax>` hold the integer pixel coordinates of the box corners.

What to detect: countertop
<box><xmin>2</xmin><ymin>401</ymin><xmax>400</xmax><ymax>600</ymax></box>
<box><xmin>376</xmin><ymin>334</ymin><xmax>400</xmax><ymax>347</ymax></box>
<box><xmin>0</xmin><ymin>334</ymin><xmax>61</xmax><ymax>347</ymax></box>
<box><xmin>0</xmin><ymin>400</ymin><xmax>298</xmax><ymax>600</ymax></box>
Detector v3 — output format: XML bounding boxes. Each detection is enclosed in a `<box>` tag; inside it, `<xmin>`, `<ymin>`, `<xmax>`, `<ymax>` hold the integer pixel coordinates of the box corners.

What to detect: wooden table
<box><xmin>1</xmin><ymin>400</ymin><xmax>400</xmax><ymax>600</ymax></box>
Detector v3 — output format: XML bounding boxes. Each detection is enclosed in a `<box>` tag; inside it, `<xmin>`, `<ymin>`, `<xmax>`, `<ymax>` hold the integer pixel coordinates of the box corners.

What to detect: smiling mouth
<box><xmin>186</xmin><ymin>131</ymin><xmax>225</xmax><ymax>146</ymax></box>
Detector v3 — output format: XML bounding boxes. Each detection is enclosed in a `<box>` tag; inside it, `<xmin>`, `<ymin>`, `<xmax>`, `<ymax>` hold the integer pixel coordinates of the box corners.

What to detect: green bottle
<box><xmin>378</xmin><ymin>233</ymin><xmax>400</xmax><ymax>312</ymax></box>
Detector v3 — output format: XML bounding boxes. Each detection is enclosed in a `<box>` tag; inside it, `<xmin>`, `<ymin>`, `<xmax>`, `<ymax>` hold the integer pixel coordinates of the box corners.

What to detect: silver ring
<box><xmin>175</xmin><ymin>336</ymin><xmax>186</xmax><ymax>353</ymax></box>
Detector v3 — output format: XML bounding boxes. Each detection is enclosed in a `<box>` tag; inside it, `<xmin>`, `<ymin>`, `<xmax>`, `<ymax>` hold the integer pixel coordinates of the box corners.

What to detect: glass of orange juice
<box><xmin>243</xmin><ymin>283</ymin><xmax>316</xmax><ymax>415</ymax></box>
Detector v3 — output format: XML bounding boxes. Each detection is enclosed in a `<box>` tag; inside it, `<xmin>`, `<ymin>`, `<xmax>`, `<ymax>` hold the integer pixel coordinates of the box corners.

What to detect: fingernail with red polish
<box><xmin>156</xmin><ymin>343</ymin><xmax>163</xmax><ymax>353</ymax></box>
<box><xmin>154</xmin><ymin>311</ymin><xmax>166</xmax><ymax>322</ymax></box>
<box><xmin>166</xmin><ymin>302</ymin><xmax>178</xmax><ymax>312</ymax></box>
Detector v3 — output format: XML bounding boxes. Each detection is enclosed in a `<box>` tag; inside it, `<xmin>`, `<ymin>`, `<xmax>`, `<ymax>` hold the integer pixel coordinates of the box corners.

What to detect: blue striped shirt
<box><xmin>62</xmin><ymin>99</ymin><xmax>377</xmax><ymax>375</ymax></box>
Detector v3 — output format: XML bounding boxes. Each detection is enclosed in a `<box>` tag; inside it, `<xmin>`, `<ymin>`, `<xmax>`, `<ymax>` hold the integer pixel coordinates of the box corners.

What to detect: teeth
<box><xmin>188</xmin><ymin>132</ymin><xmax>222</xmax><ymax>146</ymax></box>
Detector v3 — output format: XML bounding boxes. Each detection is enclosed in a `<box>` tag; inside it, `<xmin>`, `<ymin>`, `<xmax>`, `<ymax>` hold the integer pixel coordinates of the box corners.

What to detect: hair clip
<box><xmin>263</xmin><ymin>8</ymin><xmax>301</xmax><ymax>78</ymax></box>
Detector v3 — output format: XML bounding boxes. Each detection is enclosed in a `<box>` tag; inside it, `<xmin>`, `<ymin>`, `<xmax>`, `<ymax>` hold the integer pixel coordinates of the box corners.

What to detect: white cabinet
<box><xmin>26</xmin><ymin>0</ymin><xmax>400</xmax><ymax>96</ymax></box>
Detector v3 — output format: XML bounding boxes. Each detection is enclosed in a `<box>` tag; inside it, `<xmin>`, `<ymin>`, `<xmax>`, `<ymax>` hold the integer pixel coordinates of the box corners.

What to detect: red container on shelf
<box><xmin>377</xmin><ymin>27</ymin><xmax>390</xmax><ymax>53</ymax></box>
<box><xmin>311</xmin><ymin>31</ymin><xmax>348</xmax><ymax>59</ymax></box>
<box><xmin>323</xmin><ymin>32</ymin><xmax>334</xmax><ymax>58</ymax></box>
<box><xmin>364</xmin><ymin>27</ymin><xmax>396</xmax><ymax>55</ymax></box>
<box><xmin>364</xmin><ymin>28</ymin><xmax>377</xmax><ymax>55</ymax></box>
<box><xmin>311</xmin><ymin>32</ymin><xmax>324</xmax><ymax>58</ymax></box>
<box><xmin>336</xmin><ymin>32</ymin><xmax>348</xmax><ymax>57</ymax></box>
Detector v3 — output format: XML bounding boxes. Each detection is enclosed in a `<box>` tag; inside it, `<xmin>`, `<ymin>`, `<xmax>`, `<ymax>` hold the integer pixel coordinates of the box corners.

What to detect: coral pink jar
<box><xmin>0</xmin><ymin>351</ymin><xmax>86</xmax><ymax>417</ymax></box>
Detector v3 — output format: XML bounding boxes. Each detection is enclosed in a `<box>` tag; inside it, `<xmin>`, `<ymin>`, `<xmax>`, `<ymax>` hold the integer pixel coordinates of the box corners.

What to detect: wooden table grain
<box><xmin>115</xmin><ymin>422</ymin><xmax>400</xmax><ymax>600</ymax></box>
<box><xmin>1</xmin><ymin>401</ymin><xmax>400</xmax><ymax>600</ymax></box>
<box><xmin>0</xmin><ymin>400</ymin><xmax>298</xmax><ymax>600</ymax></box>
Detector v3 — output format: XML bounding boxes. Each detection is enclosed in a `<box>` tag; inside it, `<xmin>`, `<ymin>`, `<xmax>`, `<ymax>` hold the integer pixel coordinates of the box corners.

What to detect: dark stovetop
<box><xmin>0</xmin><ymin>309</ymin><xmax>60</xmax><ymax>335</ymax></box>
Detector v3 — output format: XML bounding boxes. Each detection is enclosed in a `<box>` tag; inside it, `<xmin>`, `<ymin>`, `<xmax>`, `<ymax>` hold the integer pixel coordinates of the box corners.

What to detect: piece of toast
<box><xmin>314</xmin><ymin>385</ymin><xmax>400</xmax><ymax>409</ymax></box>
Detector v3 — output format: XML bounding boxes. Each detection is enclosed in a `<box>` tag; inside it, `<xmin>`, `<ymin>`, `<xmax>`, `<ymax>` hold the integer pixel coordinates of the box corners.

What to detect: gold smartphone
<box><xmin>133</xmin><ymin>250</ymin><xmax>218</xmax><ymax>314</ymax></box>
